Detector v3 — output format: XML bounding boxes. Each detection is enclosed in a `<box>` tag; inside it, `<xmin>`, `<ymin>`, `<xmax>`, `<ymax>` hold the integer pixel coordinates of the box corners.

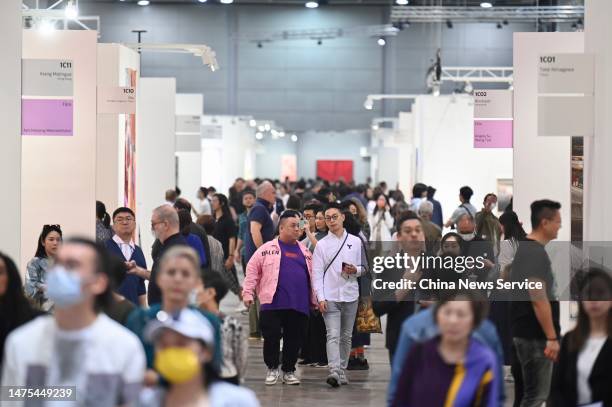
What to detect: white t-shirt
<box><xmin>2</xmin><ymin>314</ymin><xmax>145</xmax><ymax>407</ymax></box>
<box><xmin>577</xmin><ymin>336</ymin><xmax>607</xmax><ymax>405</ymax></box>
<box><xmin>198</xmin><ymin>198</ymin><xmax>212</xmax><ymax>216</ymax></box>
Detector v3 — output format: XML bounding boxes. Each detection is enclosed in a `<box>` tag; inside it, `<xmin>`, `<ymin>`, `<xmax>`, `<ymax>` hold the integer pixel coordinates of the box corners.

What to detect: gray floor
<box><xmin>221</xmin><ymin>268</ymin><xmax>515</xmax><ymax>407</ymax></box>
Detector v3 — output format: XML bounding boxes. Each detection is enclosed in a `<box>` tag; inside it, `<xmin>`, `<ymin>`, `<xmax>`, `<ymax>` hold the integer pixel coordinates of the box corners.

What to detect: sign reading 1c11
<box><xmin>21</xmin><ymin>59</ymin><xmax>74</xmax><ymax>137</ymax></box>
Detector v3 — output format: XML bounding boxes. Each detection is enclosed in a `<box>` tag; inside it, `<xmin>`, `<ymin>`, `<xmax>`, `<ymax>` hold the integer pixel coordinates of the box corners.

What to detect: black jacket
<box><xmin>148</xmin><ymin>233</ymin><xmax>188</xmax><ymax>305</ymax></box>
<box><xmin>551</xmin><ymin>334</ymin><xmax>612</xmax><ymax>407</ymax></box>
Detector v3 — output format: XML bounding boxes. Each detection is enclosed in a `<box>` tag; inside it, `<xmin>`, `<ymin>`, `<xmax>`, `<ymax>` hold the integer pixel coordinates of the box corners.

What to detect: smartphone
<box><xmin>341</xmin><ymin>262</ymin><xmax>350</xmax><ymax>280</ymax></box>
<box><xmin>299</xmin><ymin>219</ymin><xmax>307</xmax><ymax>229</ymax></box>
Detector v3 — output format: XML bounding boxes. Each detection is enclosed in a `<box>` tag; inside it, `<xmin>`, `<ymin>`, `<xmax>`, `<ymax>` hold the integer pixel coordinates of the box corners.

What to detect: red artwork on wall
<box><xmin>316</xmin><ymin>160</ymin><xmax>354</xmax><ymax>183</ymax></box>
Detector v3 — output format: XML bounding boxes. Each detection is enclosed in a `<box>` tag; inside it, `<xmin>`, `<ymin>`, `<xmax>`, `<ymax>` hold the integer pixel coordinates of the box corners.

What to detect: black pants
<box><xmin>260</xmin><ymin>309</ymin><xmax>308</xmax><ymax>372</ymax></box>
<box><xmin>300</xmin><ymin>310</ymin><xmax>328</xmax><ymax>364</ymax></box>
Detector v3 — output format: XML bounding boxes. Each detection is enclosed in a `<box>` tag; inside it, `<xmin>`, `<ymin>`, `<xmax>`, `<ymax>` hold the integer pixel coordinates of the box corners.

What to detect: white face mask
<box><xmin>458</xmin><ymin>232</ymin><xmax>475</xmax><ymax>242</ymax></box>
<box><xmin>46</xmin><ymin>265</ymin><xmax>84</xmax><ymax>308</ymax></box>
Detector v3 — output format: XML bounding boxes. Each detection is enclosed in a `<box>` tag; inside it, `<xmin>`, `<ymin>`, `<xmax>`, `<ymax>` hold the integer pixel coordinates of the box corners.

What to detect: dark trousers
<box><xmin>300</xmin><ymin>310</ymin><xmax>328</xmax><ymax>364</ymax></box>
<box><xmin>260</xmin><ymin>309</ymin><xmax>308</xmax><ymax>372</ymax></box>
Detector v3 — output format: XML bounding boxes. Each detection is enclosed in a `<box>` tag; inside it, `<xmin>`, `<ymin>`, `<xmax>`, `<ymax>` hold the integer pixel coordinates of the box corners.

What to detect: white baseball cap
<box><xmin>145</xmin><ymin>308</ymin><xmax>215</xmax><ymax>349</ymax></box>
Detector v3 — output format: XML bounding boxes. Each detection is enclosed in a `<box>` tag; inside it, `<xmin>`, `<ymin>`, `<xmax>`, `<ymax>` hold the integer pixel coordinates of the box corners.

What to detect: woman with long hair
<box><xmin>25</xmin><ymin>224</ymin><xmax>62</xmax><ymax>310</ymax></box>
<box><xmin>551</xmin><ymin>268</ymin><xmax>612</xmax><ymax>406</ymax></box>
<box><xmin>368</xmin><ymin>193</ymin><xmax>394</xmax><ymax>242</ymax></box>
<box><xmin>492</xmin><ymin>211</ymin><xmax>528</xmax><ymax>368</ymax></box>
<box><xmin>211</xmin><ymin>193</ymin><xmax>240</xmax><ymax>297</ymax></box>
<box><xmin>0</xmin><ymin>251</ymin><xmax>42</xmax><ymax>376</ymax></box>
<box><xmin>348</xmin><ymin>197</ymin><xmax>370</xmax><ymax>240</ymax></box>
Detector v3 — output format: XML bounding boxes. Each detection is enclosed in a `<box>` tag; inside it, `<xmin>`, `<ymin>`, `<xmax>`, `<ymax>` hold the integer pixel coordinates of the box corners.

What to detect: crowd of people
<box><xmin>0</xmin><ymin>176</ymin><xmax>611</xmax><ymax>407</ymax></box>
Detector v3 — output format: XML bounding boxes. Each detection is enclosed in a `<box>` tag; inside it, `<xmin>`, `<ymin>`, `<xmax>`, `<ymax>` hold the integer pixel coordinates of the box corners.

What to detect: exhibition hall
<box><xmin>1</xmin><ymin>0</ymin><xmax>612</xmax><ymax>406</ymax></box>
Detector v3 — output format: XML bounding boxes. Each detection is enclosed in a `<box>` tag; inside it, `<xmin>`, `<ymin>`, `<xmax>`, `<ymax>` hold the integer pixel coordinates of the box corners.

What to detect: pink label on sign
<box><xmin>22</xmin><ymin>99</ymin><xmax>73</xmax><ymax>136</ymax></box>
<box><xmin>474</xmin><ymin>119</ymin><xmax>513</xmax><ymax>148</ymax></box>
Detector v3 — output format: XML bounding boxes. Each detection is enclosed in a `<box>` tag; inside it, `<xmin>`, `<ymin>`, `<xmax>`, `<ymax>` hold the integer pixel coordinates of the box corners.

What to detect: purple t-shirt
<box><xmin>261</xmin><ymin>240</ymin><xmax>310</xmax><ymax>316</ymax></box>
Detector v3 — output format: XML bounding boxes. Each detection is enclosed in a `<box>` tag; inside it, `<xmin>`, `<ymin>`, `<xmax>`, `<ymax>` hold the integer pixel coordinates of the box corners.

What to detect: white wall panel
<box><xmin>21</xmin><ymin>30</ymin><xmax>98</xmax><ymax>270</ymax></box>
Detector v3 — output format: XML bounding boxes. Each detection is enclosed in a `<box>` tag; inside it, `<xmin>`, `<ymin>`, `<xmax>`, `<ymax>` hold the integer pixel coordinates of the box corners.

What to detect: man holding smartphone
<box><xmin>313</xmin><ymin>202</ymin><xmax>364</xmax><ymax>388</ymax></box>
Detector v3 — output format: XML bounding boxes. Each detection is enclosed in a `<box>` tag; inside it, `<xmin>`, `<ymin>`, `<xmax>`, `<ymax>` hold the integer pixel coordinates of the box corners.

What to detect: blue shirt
<box><xmin>186</xmin><ymin>233</ymin><xmax>207</xmax><ymax>267</ymax></box>
<box><xmin>387</xmin><ymin>307</ymin><xmax>505</xmax><ymax>406</ymax></box>
<box><xmin>261</xmin><ymin>240</ymin><xmax>310</xmax><ymax>316</ymax></box>
<box><xmin>244</xmin><ymin>198</ymin><xmax>274</xmax><ymax>262</ymax></box>
<box><xmin>105</xmin><ymin>239</ymin><xmax>147</xmax><ymax>306</ymax></box>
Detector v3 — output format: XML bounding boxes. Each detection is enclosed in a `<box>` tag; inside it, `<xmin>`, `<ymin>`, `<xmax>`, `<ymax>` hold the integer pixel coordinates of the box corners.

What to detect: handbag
<box><xmin>355</xmin><ymin>238</ymin><xmax>382</xmax><ymax>334</ymax></box>
<box><xmin>356</xmin><ymin>296</ymin><xmax>382</xmax><ymax>334</ymax></box>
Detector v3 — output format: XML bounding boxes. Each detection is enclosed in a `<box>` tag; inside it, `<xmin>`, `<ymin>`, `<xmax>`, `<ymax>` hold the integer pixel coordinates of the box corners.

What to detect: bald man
<box><xmin>147</xmin><ymin>205</ymin><xmax>188</xmax><ymax>305</ymax></box>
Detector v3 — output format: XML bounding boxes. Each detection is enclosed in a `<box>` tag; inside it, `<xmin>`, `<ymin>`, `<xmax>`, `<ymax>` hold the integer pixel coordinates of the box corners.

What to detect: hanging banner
<box><xmin>537</xmin><ymin>53</ymin><xmax>594</xmax><ymax>137</ymax></box>
<box><xmin>97</xmin><ymin>86</ymin><xmax>136</xmax><ymax>114</ymax></box>
<box><xmin>473</xmin><ymin>89</ymin><xmax>513</xmax><ymax>148</ymax></box>
<box><xmin>22</xmin><ymin>59</ymin><xmax>74</xmax><ymax>136</ymax></box>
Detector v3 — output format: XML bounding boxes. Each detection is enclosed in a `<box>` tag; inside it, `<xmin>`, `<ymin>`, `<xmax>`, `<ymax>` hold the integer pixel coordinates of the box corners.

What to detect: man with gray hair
<box><xmin>147</xmin><ymin>205</ymin><xmax>188</xmax><ymax>305</ymax></box>
<box><xmin>418</xmin><ymin>200</ymin><xmax>442</xmax><ymax>252</ymax></box>
<box><xmin>243</xmin><ymin>180</ymin><xmax>277</xmax><ymax>339</ymax></box>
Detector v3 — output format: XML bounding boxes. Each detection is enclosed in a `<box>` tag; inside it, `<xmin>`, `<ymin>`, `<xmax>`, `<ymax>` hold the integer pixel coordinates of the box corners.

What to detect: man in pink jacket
<box><xmin>243</xmin><ymin>210</ymin><xmax>318</xmax><ymax>386</ymax></box>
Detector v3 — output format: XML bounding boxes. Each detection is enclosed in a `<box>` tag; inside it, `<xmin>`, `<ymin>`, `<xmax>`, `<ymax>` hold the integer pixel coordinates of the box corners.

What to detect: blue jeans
<box><xmin>513</xmin><ymin>337</ymin><xmax>553</xmax><ymax>407</ymax></box>
<box><xmin>322</xmin><ymin>300</ymin><xmax>358</xmax><ymax>374</ymax></box>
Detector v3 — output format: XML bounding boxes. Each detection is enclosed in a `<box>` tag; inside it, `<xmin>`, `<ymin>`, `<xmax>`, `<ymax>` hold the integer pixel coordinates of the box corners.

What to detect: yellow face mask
<box><xmin>154</xmin><ymin>347</ymin><xmax>201</xmax><ymax>384</ymax></box>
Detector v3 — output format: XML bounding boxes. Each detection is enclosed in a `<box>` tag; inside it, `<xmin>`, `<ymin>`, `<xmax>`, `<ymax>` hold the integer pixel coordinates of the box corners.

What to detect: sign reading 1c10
<box><xmin>123</xmin><ymin>88</ymin><xmax>135</xmax><ymax>94</ymax></box>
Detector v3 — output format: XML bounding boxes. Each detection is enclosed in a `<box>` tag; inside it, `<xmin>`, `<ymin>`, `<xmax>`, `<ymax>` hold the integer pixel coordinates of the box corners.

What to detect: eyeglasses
<box><xmin>151</xmin><ymin>220</ymin><xmax>165</xmax><ymax>228</ymax></box>
<box><xmin>304</xmin><ymin>214</ymin><xmax>315</xmax><ymax>220</ymax></box>
<box><xmin>115</xmin><ymin>217</ymin><xmax>134</xmax><ymax>223</ymax></box>
<box><xmin>325</xmin><ymin>214</ymin><xmax>340</xmax><ymax>222</ymax></box>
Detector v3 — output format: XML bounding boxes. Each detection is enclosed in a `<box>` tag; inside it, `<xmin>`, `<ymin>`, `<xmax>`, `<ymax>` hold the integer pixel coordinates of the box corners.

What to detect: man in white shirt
<box><xmin>2</xmin><ymin>238</ymin><xmax>145</xmax><ymax>406</ymax></box>
<box><xmin>313</xmin><ymin>203</ymin><xmax>364</xmax><ymax>388</ymax></box>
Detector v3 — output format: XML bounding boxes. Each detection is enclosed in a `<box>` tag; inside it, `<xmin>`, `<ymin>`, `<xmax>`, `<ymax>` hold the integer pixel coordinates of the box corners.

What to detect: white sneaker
<box><xmin>338</xmin><ymin>370</ymin><xmax>349</xmax><ymax>385</ymax></box>
<box><xmin>282</xmin><ymin>371</ymin><xmax>301</xmax><ymax>385</ymax></box>
<box><xmin>265</xmin><ymin>368</ymin><xmax>280</xmax><ymax>385</ymax></box>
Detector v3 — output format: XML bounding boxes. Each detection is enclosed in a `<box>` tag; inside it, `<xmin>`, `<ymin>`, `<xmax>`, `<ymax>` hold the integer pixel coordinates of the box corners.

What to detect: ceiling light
<box><xmin>264</xmin><ymin>123</ymin><xmax>271</xmax><ymax>131</ymax></box>
<box><xmin>377</xmin><ymin>37</ymin><xmax>386</xmax><ymax>46</ymax></box>
<box><xmin>220</xmin><ymin>0</ymin><xmax>233</xmax><ymax>4</ymax></box>
<box><xmin>291</xmin><ymin>134</ymin><xmax>298</xmax><ymax>142</ymax></box>
<box><xmin>305</xmin><ymin>1</ymin><xmax>319</xmax><ymax>8</ymax></box>
<box><xmin>65</xmin><ymin>1</ymin><xmax>78</xmax><ymax>19</ymax></box>
<box><xmin>480</xmin><ymin>2</ymin><xmax>493</xmax><ymax>8</ymax></box>
<box><xmin>496</xmin><ymin>22</ymin><xmax>502</xmax><ymax>29</ymax></box>
<box><xmin>198</xmin><ymin>0</ymin><xmax>207</xmax><ymax>2</ymax></box>
<box><xmin>257</xmin><ymin>125</ymin><xmax>265</xmax><ymax>132</ymax></box>
<box><xmin>364</xmin><ymin>99</ymin><xmax>373</xmax><ymax>110</ymax></box>
<box><xmin>137</xmin><ymin>0</ymin><xmax>150</xmax><ymax>5</ymax></box>
<box><xmin>372</xmin><ymin>124</ymin><xmax>379</xmax><ymax>130</ymax></box>
<box><xmin>257</xmin><ymin>42</ymin><xmax>263</xmax><ymax>48</ymax></box>
<box><xmin>39</xmin><ymin>20</ymin><xmax>56</xmax><ymax>35</ymax></box>
<box><xmin>279</xmin><ymin>132</ymin><xmax>285</xmax><ymax>138</ymax></box>
<box><xmin>249</xmin><ymin>119</ymin><xmax>256</xmax><ymax>127</ymax></box>
<box><xmin>255</xmin><ymin>132</ymin><xmax>263</xmax><ymax>140</ymax></box>
<box><xmin>395</xmin><ymin>0</ymin><xmax>408</xmax><ymax>4</ymax></box>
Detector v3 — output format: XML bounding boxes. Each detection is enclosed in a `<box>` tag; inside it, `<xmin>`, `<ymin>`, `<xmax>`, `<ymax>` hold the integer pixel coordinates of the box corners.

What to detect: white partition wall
<box><xmin>0</xmin><ymin>0</ymin><xmax>21</xmax><ymax>261</ymax></box>
<box><xmin>137</xmin><ymin>78</ymin><xmax>176</xmax><ymax>264</ymax></box>
<box><xmin>176</xmin><ymin>94</ymin><xmax>203</xmax><ymax>206</ymax></box>
<box><xmin>513</xmin><ymin>32</ymin><xmax>584</xmax><ymax>333</ymax></box>
<box><xmin>201</xmin><ymin>116</ymin><xmax>256</xmax><ymax>194</ymax></box>
<box><xmin>96</xmin><ymin>44</ymin><xmax>140</xmax><ymax>212</ymax></box>
<box><xmin>513</xmin><ymin>32</ymin><xmax>583</xmax><ymax>238</ymax></box>
<box><xmin>414</xmin><ymin>95</ymin><xmax>513</xmax><ymax>223</ymax></box>
<box><xmin>21</xmin><ymin>30</ymin><xmax>98</xmax><ymax>270</ymax></box>
<box><xmin>584</xmin><ymin>1</ymin><xmax>612</xmax><ymax>244</ymax></box>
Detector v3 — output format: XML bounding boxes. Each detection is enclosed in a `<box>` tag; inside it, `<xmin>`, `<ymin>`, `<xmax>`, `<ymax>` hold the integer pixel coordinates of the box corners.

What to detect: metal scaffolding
<box><xmin>391</xmin><ymin>5</ymin><xmax>584</xmax><ymax>23</ymax></box>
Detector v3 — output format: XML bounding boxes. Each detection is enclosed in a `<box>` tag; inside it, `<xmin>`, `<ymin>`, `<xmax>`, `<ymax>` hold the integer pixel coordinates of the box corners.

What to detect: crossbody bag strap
<box><xmin>322</xmin><ymin>233</ymin><xmax>349</xmax><ymax>299</ymax></box>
